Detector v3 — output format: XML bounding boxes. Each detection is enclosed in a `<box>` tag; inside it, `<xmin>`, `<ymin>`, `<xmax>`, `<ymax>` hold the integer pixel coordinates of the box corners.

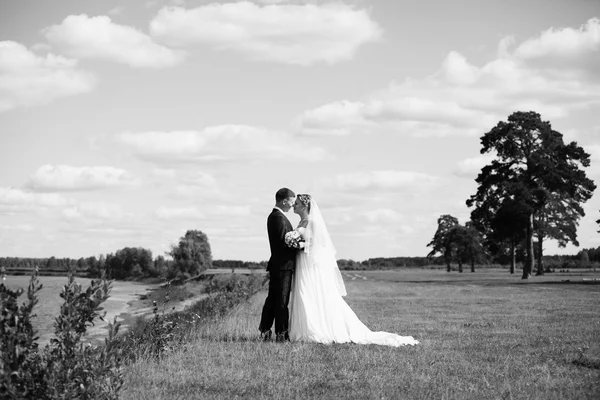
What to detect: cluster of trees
<box><xmin>428</xmin><ymin>111</ymin><xmax>597</xmax><ymax>277</ymax></box>
<box><xmin>576</xmin><ymin>247</ymin><xmax>600</xmax><ymax>263</ymax></box>
<box><xmin>337</xmin><ymin>257</ymin><xmax>447</xmax><ymax>270</ymax></box>
<box><xmin>1</xmin><ymin>230</ymin><xmax>215</xmax><ymax>281</ymax></box>
<box><xmin>0</xmin><ymin>256</ymin><xmax>100</xmax><ymax>274</ymax></box>
<box><xmin>427</xmin><ymin>216</ymin><xmax>485</xmax><ymax>273</ymax></box>
<box><xmin>212</xmin><ymin>260</ymin><xmax>267</xmax><ymax>270</ymax></box>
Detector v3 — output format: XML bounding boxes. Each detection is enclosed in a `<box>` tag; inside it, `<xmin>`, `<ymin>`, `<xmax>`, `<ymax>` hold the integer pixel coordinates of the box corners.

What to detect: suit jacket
<box><xmin>266</xmin><ymin>209</ymin><xmax>296</xmax><ymax>272</ymax></box>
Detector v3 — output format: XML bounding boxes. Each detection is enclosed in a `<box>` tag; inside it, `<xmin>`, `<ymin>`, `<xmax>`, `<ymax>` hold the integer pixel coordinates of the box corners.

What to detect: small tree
<box><xmin>578</xmin><ymin>250</ymin><xmax>590</xmax><ymax>267</ymax></box>
<box><xmin>169</xmin><ymin>230</ymin><xmax>213</xmax><ymax>277</ymax></box>
<box><xmin>0</xmin><ymin>272</ymin><xmax>123</xmax><ymax>399</ymax></box>
<box><xmin>427</xmin><ymin>215</ymin><xmax>458</xmax><ymax>272</ymax></box>
<box><xmin>489</xmin><ymin>199</ymin><xmax>529</xmax><ymax>274</ymax></box>
<box><xmin>450</xmin><ymin>223</ymin><xmax>486</xmax><ymax>273</ymax></box>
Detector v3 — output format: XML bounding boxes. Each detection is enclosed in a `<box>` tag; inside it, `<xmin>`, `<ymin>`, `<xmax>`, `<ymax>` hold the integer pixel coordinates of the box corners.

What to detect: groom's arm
<box><xmin>268</xmin><ymin>213</ymin><xmax>290</xmax><ymax>250</ymax></box>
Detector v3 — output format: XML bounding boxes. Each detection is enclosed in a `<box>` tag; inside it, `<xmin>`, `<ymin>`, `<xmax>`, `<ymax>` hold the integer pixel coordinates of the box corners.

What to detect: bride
<box><xmin>287</xmin><ymin>194</ymin><xmax>419</xmax><ymax>347</ymax></box>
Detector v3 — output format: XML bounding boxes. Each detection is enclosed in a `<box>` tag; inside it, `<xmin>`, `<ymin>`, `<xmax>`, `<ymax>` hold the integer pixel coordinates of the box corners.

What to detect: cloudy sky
<box><xmin>1</xmin><ymin>0</ymin><xmax>599</xmax><ymax>262</ymax></box>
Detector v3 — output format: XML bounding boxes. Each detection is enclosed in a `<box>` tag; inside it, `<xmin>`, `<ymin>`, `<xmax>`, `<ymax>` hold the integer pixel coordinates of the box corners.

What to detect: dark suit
<box><xmin>259</xmin><ymin>208</ymin><xmax>296</xmax><ymax>338</ymax></box>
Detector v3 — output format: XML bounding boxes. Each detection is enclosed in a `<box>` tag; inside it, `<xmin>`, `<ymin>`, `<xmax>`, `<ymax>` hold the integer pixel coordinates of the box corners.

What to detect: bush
<box><xmin>0</xmin><ymin>272</ymin><xmax>123</xmax><ymax>399</ymax></box>
<box><xmin>114</xmin><ymin>273</ymin><xmax>264</xmax><ymax>362</ymax></box>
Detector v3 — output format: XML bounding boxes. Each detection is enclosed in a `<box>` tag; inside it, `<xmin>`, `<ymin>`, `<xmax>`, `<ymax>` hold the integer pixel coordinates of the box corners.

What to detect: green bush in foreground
<box><xmin>0</xmin><ymin>272</ymin><xmax>123</xmax><ymax>400</ymax></box>
<box><xmin>1</xmin><ymin>272</ymin><xmax>265</xmax><ymax>399</ymax></box>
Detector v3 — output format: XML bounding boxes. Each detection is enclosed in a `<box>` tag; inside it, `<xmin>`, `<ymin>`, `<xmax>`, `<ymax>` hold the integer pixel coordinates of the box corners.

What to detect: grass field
<box><xmin>121</xmin><ymin>269</ymin><xmax>600</xmax><ymax>399</ymax></box>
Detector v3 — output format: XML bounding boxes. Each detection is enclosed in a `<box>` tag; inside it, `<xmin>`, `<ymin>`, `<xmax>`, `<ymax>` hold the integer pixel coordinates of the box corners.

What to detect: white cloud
<box><xmin>0</xmin><ymin>41</ymin><xmax>95</xmax><ymax>112</ymax></box>
<box><xmin>455</xmin><ymin>154</ymin><xmax>496</xmax><ymax>178</ymax></box>
<box><xmin>587</xmin><ymin>144</ymin><xmax>600</xmax><ymax>162</ymax></box>
<box><xmin>0</xmin><ymin>187</ymin><xmax>74</xmax><ymax>215</ymax></box>
<box><xmin>514</xmin><ymin>18</ymin><xmax>600</xmax><ymax>76</ymax></box>
<box><xmin>115</xmin><ymin>125</ymin><xmax>326</xmax><ymax>164</ymax></box>
<box><xmin>292</xmin><ymin>100</ymin><xmax>375</xmax><ymax>136</ymax></box>
<box><xmin>150</xmin><ymin>168</ymin><xmax>177</xmax><ymax>180</ymax></box>
<box><xmin>44</xmin><ymin>14</ymin><xmax>185</xmax><ymax>68</ymax></box>
<box><xmin>0</xmin><ymin>224</ymin><xmax>35</xmax><ymax>232</ymax></box>
<box><xmin>320</xmin><ymin>170</ymin><xmax>440</xmax><ymax>192</ymax></box>
<box><xmin>62</xmin><ymin>201</ymin><xmax>127</xmax><ymax>222</ymax></box>
<box><xmin>294</xmin><ymin>18</ymin><xmax>600</xmax><ymax>136</ymax></box>
<box><xmin>174</xmin><ymin>171</ymin><xmax>222</xmax><ymax>198</ymax></box>
<box><xmin>586</xmin><ymin>144</ymin><xmax>600</xmax><ymax>177</ymax></box>
<box><xmin>27</xmin><ymin>165</ymin><xmax>140</xmax><ymax>192</ymax></box>
<box><xmin>211</xmin><ymin>205</ymin><xmax>251</xmax><ymax>217</ymax></box>
<box><xmin>361</xmin><ymin>208</ymin><xmax>403</xmax><ymax>224</ymax></box>
<box><xmin>150</xmin><ymin>1</ymin><xmax>381</xmax><ymax>65</ymax></box>
<box><xmin>108</xmin><ymin>6</ymin><xmax>124</xmax><ymax>16</ymax></box>
<box><xmin>155</xmin><ymin>206</ymin><xmax>204</xmax><ymax>220</ymax></box>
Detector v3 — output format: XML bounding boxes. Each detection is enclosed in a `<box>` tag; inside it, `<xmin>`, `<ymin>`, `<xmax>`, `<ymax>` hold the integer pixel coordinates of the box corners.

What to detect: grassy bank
<box><xmin>121</xmin><ymin>269</ymin><xmax>599</xmax><ymax>399</ymax></box>
<box><xmin>114</xmin><ymin>273</ymin><xmax>265</xmax><ymax>361</ymax></box>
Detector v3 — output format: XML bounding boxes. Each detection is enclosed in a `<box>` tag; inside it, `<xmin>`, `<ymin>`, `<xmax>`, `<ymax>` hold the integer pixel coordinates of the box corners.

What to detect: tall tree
<box><xmin>467</xmin><ymin>111</ymin><xmax>595</xmax><ymax>279</ymax></box>
<box><xmin>169</xmin><ymin>230</ymin><xmax>213</xmax><ymax>277</ymax></box>
<box><xmin>427</xmin><ymin>215</ymin><xmax>459</xmax><ymax>272</ymax></box>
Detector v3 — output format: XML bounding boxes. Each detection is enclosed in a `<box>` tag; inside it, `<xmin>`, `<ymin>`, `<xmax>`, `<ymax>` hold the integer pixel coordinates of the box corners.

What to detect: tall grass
<box><xmin>121</xmin><ymin>270</ymin><xmax>600</xmax><ymax>399</ymax></box>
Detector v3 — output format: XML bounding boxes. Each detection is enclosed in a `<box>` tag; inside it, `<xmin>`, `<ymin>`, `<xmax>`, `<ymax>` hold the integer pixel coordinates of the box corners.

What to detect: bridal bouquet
<box><xmin>285</xmin><ymin>230</ymin><xmax>305</xmax><ymax>249</ymax></box>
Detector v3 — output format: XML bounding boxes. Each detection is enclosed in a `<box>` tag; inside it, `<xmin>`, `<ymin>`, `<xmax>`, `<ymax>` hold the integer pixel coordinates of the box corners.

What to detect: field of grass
<box><xmin>121</xmin><ymin>269</ymin><xmax>600</xmax><ymax>399</ymax></box>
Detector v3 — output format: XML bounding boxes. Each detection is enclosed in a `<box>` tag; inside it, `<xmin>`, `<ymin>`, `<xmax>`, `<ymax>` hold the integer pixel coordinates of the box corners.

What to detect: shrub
<box><xmin>115</xmin><ymin>273</ymin><xmax>264</xmax><ymax>362</ymax></box>
<box><xmin>0</xmin><ymin>272</ymin><xmax>124</xmax><ymax>399</ymax></box>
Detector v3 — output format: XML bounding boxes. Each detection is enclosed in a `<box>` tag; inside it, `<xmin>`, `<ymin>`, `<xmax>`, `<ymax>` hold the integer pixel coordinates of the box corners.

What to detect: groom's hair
<box><xmin>275</xmin><ymin>187</ymin><xmax>295</xmax><ymax>202</ymax></box>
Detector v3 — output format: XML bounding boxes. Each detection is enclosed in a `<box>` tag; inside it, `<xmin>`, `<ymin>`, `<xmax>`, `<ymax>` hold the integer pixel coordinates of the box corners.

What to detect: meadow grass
<box><xmin>121</xmin><ymin>269</ymin><xmax>600</xmax><ymax>399</ymax></box>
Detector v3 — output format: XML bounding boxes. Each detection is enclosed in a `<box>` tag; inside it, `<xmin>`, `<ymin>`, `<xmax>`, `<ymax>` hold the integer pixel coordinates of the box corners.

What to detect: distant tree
<box><xmin>427</xmin><ymin>215</ymin><xmax>459</xmax><ymax>272</ymax></box>
<box><xmin>469</xmin><ymin>193</ymin><xmax>529</xmax><ymax>274</ymax></box>
<box><xmin>450</xmin><ymin>223</ymin><xmax>486</xmax><ymax>273</ymax></box>
<box><xmin>154</xmin><ymin>255</ymin><xmax>167</xmax><ymax>277</ymax></box>
<box><xmin>46</xmin><ymin>256</ymin><xmax>57</xmax><ymax>269</ymax></box>
<box><xmin>467</xmin><ymin>111</ymin><xmax>596</xmax><ymax>279</ymax></box>
<box><xmin>169</xmin><ymin>230</ymin><xmax>213</xmax><ymax>277</ymax></box>
<box><xmin>107</xmin><ymin>247</ymin><xmax>153</xmax><ymax>280</ymax></box>
<box><xmin>588</xmin><ymin>247</ymin><xmax>599</xmax><ymax>263</ymax></box>
<box><xmin>578</xmin><ymin>250</ymin><xmax>590</xmax><ymax>266</ymax></box>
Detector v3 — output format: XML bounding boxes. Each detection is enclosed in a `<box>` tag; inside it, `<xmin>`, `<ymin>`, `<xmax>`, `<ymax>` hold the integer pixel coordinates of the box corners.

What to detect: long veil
<box><xmin>304</xmin><ymin>199</ymin><xmax>347</xmax><ymax>297</ymax></box>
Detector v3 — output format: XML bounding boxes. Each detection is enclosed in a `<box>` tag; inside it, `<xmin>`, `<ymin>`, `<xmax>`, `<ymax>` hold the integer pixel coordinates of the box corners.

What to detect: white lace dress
<box><xmin>289</xmin><ymin>227</ymin><xmax>419</xmax><ymax>347</ymax></box>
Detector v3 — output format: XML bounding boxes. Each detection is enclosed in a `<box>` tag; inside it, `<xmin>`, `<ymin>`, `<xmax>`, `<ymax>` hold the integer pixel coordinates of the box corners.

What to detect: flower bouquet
<box><xmin>284</xmin><ymin>230</ymin><xmax>305</xmax><ymax>249</ymax></box>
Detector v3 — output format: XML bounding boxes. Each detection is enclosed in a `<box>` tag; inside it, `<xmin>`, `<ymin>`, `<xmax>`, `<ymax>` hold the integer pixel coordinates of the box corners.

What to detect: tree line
<box><xmin>427</xmin><ymin>111</ymin><xmax>598</xmax><ymax>277</ymax></box>
<box><xmin>0</xmin><ymin>230</ymin><xmax>215</xmax><ymax>281</ymax></box>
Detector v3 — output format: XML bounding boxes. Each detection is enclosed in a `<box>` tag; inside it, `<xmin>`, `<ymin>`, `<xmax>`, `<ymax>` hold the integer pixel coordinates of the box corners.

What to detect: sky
<box><xmin>1</xmin><ymin>0</ymin><xmax>599</xmax><ymax>262</ymax></box>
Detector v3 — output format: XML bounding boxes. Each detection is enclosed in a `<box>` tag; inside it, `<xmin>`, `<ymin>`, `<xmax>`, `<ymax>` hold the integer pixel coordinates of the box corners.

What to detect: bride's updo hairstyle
<box><xmin>297</xmin><ymin>194</ymin><xmax>311</xmax><ymax>212</ymax></box>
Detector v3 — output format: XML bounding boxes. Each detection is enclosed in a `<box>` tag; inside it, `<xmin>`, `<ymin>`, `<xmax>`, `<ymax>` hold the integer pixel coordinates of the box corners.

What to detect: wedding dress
<box><xmin>289</xmin><ymin>199</ymin><xmax>419</xmax><ymax>347</ymax></box>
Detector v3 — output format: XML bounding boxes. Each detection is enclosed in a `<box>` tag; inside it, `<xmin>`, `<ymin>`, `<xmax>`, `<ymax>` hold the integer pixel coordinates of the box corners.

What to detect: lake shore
<box><xmin>81</xmin><ymin>281</ymin><xmax>161</xmax><ymax>345</ymax></box>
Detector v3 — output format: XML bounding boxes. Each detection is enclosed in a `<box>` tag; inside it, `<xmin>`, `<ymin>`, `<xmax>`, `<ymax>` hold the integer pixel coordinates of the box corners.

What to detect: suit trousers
<box><xmin>259</xmin><ymin>270</ymin><xmax>293</xmax><ymax>336</ymax></box>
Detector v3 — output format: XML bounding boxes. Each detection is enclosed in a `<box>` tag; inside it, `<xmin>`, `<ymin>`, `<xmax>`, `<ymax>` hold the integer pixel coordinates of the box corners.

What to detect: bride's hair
<box><xmin>297</xmin><ymin>194</ymin><xmax>311</xmax><ymax>212</ymax></box>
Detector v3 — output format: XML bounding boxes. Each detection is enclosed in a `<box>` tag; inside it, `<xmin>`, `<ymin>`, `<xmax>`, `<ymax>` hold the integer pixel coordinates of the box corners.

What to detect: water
<box><xmin>2</xmin><ymin>275</ymin><xmax>156</xmax><ymax>345</ymax></box>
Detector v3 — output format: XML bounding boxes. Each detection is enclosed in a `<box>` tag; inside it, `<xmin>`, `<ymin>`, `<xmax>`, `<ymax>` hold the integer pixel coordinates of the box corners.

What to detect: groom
<box><xmin>259</xmin><ymin>187</ymin><xmax>297</xmax><ymax>342</ymax></box>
